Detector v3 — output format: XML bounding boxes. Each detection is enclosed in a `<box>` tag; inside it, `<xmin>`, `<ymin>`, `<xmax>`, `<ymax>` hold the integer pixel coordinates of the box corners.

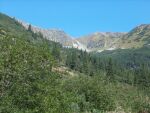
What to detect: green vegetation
<box><xmin>0</xmin><ymin>13</ymin><xmax>150</xmax><ymax>113</ymax></box>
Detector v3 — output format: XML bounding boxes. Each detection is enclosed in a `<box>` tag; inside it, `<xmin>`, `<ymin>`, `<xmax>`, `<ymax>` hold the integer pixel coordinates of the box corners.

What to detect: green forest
<box><xmin>0</xmin><ymin>13</ymin><xmax>150</xmax><ymax>113</ymax></box>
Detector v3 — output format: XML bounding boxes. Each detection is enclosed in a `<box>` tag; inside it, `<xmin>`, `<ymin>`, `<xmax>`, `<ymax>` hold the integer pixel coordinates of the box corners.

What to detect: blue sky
<box><xmin>1</xmin><ymin>0</ymin><xmax>150</xmax><ymax>37</ymax></box>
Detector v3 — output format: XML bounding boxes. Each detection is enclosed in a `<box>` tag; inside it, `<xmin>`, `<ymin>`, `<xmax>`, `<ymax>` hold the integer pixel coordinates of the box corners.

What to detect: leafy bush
<box><xmin>62</xmin><ymin>76</ymin><xmax>116</xmax><ymax>112</ymax></box>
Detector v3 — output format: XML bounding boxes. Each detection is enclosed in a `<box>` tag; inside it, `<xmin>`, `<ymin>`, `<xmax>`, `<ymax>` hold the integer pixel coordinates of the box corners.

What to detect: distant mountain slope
<box><xmin>77</xmin><ymin>24</ymin><xmax>150</xmax><ymax>52</ymax></box>
<box><xmin>18</xmin><ymin>20</ymin><xmax>74</xmax><ymax>46</ymax></box>
<box><xmin>18</xmin><ymin>19</ymin><xmax>89</xmax><ymax>51</ymax></box>
<box><xmin>77</xmin><ymin>32</ymin><xmax>126</xmax><ymax>52</ymax></box>
<box><xmin>118</xmin><ymin>24</ymin><xmax>150</xmax><ymax>49</ymax></box>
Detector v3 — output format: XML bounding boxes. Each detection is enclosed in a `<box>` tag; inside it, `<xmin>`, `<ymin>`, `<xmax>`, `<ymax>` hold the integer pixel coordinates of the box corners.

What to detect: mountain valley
<box><xmin>0</xmin><ymin>12</ymin><xmax>150</xmax><ymax>113</ymax></box>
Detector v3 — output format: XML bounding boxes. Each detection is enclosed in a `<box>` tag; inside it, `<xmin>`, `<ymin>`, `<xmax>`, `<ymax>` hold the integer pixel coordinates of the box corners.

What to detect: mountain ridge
<box><xmin>16</xmin><ymin>18</ymin><xmax>150</xmax><ymax>52</ymax></box>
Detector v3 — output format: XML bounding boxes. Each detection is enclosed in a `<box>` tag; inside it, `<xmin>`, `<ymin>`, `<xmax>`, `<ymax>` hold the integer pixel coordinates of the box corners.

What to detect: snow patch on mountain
<box><xmin>106</xmin><ymin>47</ymin><xmax>116</xmax><ymax>51</ymax></box>
<box><xmin>73</xmin><ymin>40</ymin><xmax>89</xmax><ymax>51</ymax></box>
<box><xmin>97</xmin><ymin>50</ymin><xmax>104</xmax><ymax>53</ymax></box>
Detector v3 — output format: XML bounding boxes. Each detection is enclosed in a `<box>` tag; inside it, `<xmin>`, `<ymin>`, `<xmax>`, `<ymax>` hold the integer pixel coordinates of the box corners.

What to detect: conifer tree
<box><xmin>106</xmin><ymin>58</ymin><xmax>114</xmax><ymax>81</ymax></box>
<box><xmin>28</xmin><ymin>24</ymin><xmax>32</xmax><ymax>32</ymax></box>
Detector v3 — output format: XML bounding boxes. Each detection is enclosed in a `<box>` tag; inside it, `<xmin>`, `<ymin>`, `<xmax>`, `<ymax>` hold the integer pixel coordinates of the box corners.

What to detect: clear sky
<box><xmin>1</xmin><ymin>0</ymin><xmax>150</xmax><ymax>37</ymax></box>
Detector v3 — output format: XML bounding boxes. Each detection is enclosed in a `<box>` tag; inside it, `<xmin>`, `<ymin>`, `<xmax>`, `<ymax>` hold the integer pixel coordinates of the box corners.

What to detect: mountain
<box><xmin>18</xmin><ymin>20</ymin><xmax>90</xmax><ymax>51</ymax></box>
<box><xmin>77</xmin><ymin>24</ymin><xmax>150</xmax><ymax>52</ymax></box>
<box><xmin>16</xmin><ymin>16</ymin><xmax>150</xmax><ymax>52</ymax></box>
<box><xmin>77</xmin><ymin>32</ymin><xmax>126</xmax><ymax>52</ymax></box>
<box><xmin>18</xmin><ymin>19</ymin><xmax>126</xmax><ymax>52</ymax></box>
<box><xmin>118</xmin><ymin>24</ymin><xmax>150</xmax><ymax>49</ymax></box>
<box><xmin>18</xmin><ymin>20</ymin><xmax>74</xmax><ymax>46</ymax></box>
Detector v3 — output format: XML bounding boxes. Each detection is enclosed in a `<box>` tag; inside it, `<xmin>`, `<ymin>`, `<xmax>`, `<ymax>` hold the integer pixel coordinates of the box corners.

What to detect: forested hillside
<box><xmin>0</xmin><ymin>13</ymin><xmax>150</xmax><ymax>113</ymax></box>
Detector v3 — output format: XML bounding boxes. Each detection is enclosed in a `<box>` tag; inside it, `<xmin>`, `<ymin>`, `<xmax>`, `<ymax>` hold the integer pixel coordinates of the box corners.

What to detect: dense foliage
<box><xmin>0</xmin><ymin>13</ymin><xmax>150</xmax><ymax>113</ymax></box>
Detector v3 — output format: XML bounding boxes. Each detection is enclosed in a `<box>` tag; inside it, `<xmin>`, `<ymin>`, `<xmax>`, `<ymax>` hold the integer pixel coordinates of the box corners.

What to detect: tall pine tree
<box><xmin>106</xmin><ymin>58</ymin><xmax>114</xmax><ymax>81</ymax></box>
